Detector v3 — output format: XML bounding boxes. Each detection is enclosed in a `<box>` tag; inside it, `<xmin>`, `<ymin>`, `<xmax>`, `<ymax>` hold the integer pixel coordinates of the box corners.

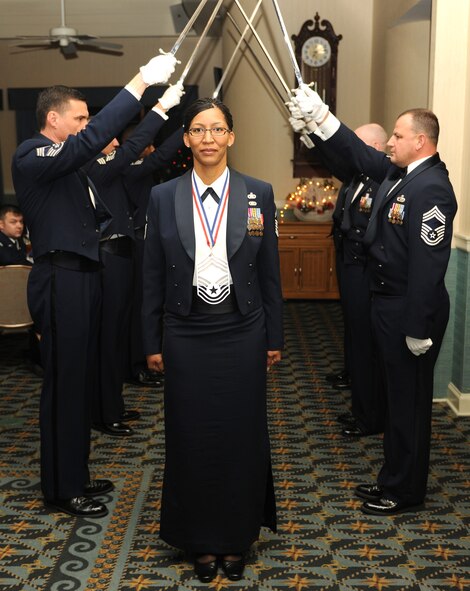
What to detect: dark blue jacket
<box><xmin>12</xmin><ymin>89</ymin><xmax>142</xmax><ymax>261</ymax></box>
<box><xmin>142</xmin><ymin>168</ymin><xmax>283</xmax><ymax>353</ymax></box>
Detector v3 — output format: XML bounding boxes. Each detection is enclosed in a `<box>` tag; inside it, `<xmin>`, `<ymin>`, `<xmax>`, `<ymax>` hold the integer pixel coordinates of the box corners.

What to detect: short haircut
<box><xmin>36</xmin><ymin>85</ymin><xmax>87</xmax><ymax>130</ymax></box>
<box><xmin>398</xmin><ymin>108</ymin><xmax>440</xmax><ymax>144</ymax></box>
<box><xmin>0</xmin><ymin>204</ymin><xmax>23</xmax><ymax>220</ymax></box>
<box><xmin>183</xmin><ymin>97</ymin><xmax>234</xmax><ymax>132</ymax></box>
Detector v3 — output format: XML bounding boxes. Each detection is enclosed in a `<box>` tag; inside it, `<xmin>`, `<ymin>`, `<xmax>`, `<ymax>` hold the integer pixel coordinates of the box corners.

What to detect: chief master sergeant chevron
<box><xmin>288</xmin><ymin>85</ymin><xmax>457</xmax><ymax>516</ymax></box>
<box><xmin>11</xmin><ymin>51</ymin><xmax>177</xmax><ymax>519</ymax></box>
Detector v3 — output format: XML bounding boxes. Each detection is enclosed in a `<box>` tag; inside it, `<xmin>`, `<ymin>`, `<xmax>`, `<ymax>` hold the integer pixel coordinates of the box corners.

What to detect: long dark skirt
<box><xmin>160</xmin><ymin>306</ymin><xmax>276</xmax><ymax>554</ymax></box>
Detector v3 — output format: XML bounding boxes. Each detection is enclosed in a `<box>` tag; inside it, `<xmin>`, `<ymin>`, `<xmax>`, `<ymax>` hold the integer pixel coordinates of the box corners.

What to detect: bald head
<box><xmin>355</xmin><ymin>123</ymin><xmax>388</xmax><ymax>152</ymax></box>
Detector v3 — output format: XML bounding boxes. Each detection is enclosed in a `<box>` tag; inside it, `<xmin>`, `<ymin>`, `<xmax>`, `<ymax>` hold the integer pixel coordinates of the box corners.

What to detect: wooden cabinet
<box><xmin>278</xmin><ymin>221</ymin><xmax>339</xmax><ymax>299</ymax></box>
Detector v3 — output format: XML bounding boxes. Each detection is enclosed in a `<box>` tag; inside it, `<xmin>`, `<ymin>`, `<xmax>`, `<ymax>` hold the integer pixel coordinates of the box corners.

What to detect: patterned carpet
<box><xmin>0</xmin><ymin>300</ymin><xmax>469</xmax><ymax>591</ymax></box>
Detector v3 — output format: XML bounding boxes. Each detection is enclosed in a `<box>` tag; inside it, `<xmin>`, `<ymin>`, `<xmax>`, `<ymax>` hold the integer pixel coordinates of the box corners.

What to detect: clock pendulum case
<box><xmin>291</xmin><ymin>12</ymin><xmax>342</xmax><ymax>178</ymax></box>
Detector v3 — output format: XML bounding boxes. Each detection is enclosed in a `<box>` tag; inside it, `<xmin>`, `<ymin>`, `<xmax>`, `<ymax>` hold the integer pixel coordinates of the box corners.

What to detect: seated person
<box><xmin>0</xmin><ymin>204</ymin><xmax>31</xmax><ymax>266</ymax></box>
<box><xmin>0</xmin><ymin>204</ymin><xmax>40</xmax><ymax>373</ymax></box>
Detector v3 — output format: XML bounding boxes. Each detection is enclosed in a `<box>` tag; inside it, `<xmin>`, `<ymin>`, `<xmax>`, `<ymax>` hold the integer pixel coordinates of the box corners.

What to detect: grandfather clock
<box><xmin>291</xmin><ymin>13</ymin><xmax>342</xmax><ymax>178</ymax></box>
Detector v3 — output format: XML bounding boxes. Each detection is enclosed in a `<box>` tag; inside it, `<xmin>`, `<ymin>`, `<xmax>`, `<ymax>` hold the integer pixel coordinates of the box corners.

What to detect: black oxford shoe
<box><xmin>194</xmin><ymin>557</ymin><xmax>218</xmax><ymax>583</ymax></box>
<box><xmin>45</xmin><ymin>496</ymin><xmax>108</xmax><ymax>518</ymax></box>
<box><xmin>92</xmin><ymin>422</ymin><xmax>134</xmax><ymax>437</ymax></box>
<box><xmin>325</xmin><ymin>370</ymin><xmax>349</xmax><ymax>383</ymax></box>
<box><xmin>355</xmin><ymin>483</ymin><xmax>383</xmax><ymax>501</ymax></box>
<box><xmin>221</xmin><ymin>556</ymin><xmax>245</xmax><ymax>581</ymax></box>
<box><xmin>121</xmin><ymin>409</ymin><xmax>141</xmax><ymax>422</ymax></box>
<box><xmin>361</xmin><ymin>497</ymin><xmax>425</xmax><ymax>516</ymax></box>
<box><xmin>84</xmin><ymin>479</ymin><xmax>114</xmax><ymax>497</ymax></box>
<box><xmin>332</xmin><ymin>379</ymin><xmax>352</xmax><ymax>390</ymax></box>
<box><xmin>342</xmin><ymin>425</ymin><xmax>368</xmax><ymax>437</ymax></box>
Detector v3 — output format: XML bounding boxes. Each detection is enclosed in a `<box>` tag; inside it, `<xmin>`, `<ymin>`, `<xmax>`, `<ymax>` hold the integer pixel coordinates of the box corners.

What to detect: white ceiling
<box><xmin>0</xmin><ymin>0</ymin><xmax>188</xmax><ymax>39</ymax></box>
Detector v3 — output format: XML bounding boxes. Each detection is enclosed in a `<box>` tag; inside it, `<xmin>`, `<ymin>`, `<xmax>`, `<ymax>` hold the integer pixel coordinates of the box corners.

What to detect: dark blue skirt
<box><xmin>159</xmin><ymin>306</ymin><xmax>276</xmax><ymax>553</ymax></box>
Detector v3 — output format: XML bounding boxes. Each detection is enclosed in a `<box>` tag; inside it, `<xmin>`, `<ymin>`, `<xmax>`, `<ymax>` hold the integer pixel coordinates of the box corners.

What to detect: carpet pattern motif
<box><xmin>0</xmin><ymin>301</ymin><xmax>469</xmax><ymax>590</ymax></box>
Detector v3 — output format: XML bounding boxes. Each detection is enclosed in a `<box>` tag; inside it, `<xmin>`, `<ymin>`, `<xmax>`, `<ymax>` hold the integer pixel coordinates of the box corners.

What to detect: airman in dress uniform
<box><xmin>289</xmin><ymin>87</ymin><xmax>457</xmax><ymax>515</ymax></box>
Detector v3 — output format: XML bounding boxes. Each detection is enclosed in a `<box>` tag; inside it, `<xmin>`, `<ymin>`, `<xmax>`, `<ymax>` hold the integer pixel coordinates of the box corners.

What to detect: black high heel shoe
<box><xmin>221</xmin><ymin>555</ymin><xmax>245</xmax><ymax>581</ymax></box>
<box><xmin>194</xmin><ymin>555</ymin><xmax>218</xmax><ymax>583</ymax></box>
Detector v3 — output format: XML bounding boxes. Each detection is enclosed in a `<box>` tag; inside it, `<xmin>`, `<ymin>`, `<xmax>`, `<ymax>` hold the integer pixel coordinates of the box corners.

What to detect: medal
<box><xmin>192</xmin><ymin>171</ymin><xmax>231</xmax><ymax>304</ymax></box>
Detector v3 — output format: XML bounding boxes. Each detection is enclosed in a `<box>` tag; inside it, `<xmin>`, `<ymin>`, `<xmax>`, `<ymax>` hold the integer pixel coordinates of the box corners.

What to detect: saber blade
<box><xmin>217</xmin><ymin>10</ymin><xmax>285</xmax><ymax>104</ymax></box>
<box><xmin>170</xmin><ymin>0</ymin><xmax>211</xmax><ymax>56</ymax></box>
<box><xmin>233</xmin><ymin>0</ymin><xmax>291</xmax><ymax>96</ymax></box>
<box><xmin>178</xmin><ymin>0</ymin><xmax>225</xmax><ymax>84</ymax></box>
<box><xmin>270</xmin><ymin>0</ymin><xmax>303</xmax><ymax>87</ymax></box>
<box><xmin>213</xmin><ymin>0</ymin><xmax>262</xmax><ymax>99</ymax></box>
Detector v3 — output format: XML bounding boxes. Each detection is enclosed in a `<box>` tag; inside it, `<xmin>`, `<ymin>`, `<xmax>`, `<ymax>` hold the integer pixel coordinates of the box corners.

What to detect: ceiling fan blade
<box><xmin>9</xmin><ymin>39</ymin><xmax>53</xmax><ymax>48</ymax></box>
<box><xmin>76</xmin><ymin>38</ymin><xmax>123</xmax><ymax>50</ymax></box>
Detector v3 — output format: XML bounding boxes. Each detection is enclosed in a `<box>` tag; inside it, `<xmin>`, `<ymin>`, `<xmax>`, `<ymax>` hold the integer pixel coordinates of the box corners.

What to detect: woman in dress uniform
<box><xmin>142</xmin><ymin>97</ymin><xmax>283</xmax><ymax>583</ymax></box>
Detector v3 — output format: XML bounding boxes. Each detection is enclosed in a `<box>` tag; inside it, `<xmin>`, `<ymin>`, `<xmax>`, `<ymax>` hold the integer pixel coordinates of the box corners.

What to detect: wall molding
<box><xmin>446</xmin><ymin>382</ymin><xmax>470</xmax><ymax>416</ymax></box>
<box><xmin>454</xmin><ymin>233</ymin><xmax>470</xmax><ymax>253</ymax></box>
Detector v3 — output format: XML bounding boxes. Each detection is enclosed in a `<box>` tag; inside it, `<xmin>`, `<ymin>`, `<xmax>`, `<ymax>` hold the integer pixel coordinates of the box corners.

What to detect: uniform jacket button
<box><xmin>81</xmin><ymin>241</ymin><xmax>86</xmax><ymax>246</ymax></box>
<box><xmin>247</xmin><ymin>300</ymin><xmax>252</xmax><ymax>305</ymax></box>
<box><xmin>247</xmin><ymin>281</ymin><xmax>252</xmax><ymax>286</ymax></box>
<box><xmin>177</xmin><ymin>301</ymin><xmax>181</xmax><ymax>306</ymax></box>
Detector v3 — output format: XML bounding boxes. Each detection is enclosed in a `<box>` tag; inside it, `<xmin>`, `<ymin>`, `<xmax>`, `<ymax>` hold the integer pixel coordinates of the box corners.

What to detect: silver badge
<box><xmin>247</xmin><ymin>192</ymin><xmax>256</xmax><ymax>200</ymax></box>
<box><xmin>249</xmin><ymin>200</ymin><xmax>257</xmax><ymax>206</ymax></box>
<box><xmin>397</xmin><ymin>195</ymin><xmax>406</xmax><ymax>203</ymax></box>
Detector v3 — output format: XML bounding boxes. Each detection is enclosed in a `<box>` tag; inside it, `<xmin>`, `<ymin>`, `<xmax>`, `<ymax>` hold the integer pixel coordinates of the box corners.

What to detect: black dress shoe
<box><xmin>221</xmin><ymin>556</ymin><xmax>245</xmax><ymax>581</ymax></box>
<box><xmin>355</xmin><ymin>483</ymin><xmax>383</xmax><ymax>501</ymax></box>
<box><xmin>337</xmin><ymin>412</ymin><xmax>356</xmax><ymax>425</ymax></box>
<box><xmin>84</xmin><ymin>479</ymin><xmax>114</xmax><ymax>497</ymax></box>
<box><xmin>45</xmin><ymin>496</ymin><xmax>108</xmax><ymax>518</ymax></box>
<box><xmin>121</xmin><ymin>409</ymin><xmax>141</xmax><ymax>422</ymax></box>
<box><xmin>92</xmin><ymin>422</ymin><xmax>134</xmax><ymax>437</ymax></box>
<box><xmin>194</xmin><ymin>557</ymin><xmax>218</xmax><ymax>583</ymax></box>
<box><xmin>124</xmin><ymin>369</ymin><xmax>164</xmax><ymax>387</ymax></box>
<box><xmin>325</xmin><ymin>370</ymin><xmax>349</xmax><ymax>383</ymax></box>
<box><xmin>332</xmin><ymin>379</ymin><xmax>351</xmax><ymax>390</ymax></box>
<box><xmin>361</xmin><ymin>497</ymin><xmax>425</xmax><ymax>516</ymax></box>
<box><xmin>342</xmin><ymin>425</ymin><xmax>367</xmax><ymax>437</ymax></box>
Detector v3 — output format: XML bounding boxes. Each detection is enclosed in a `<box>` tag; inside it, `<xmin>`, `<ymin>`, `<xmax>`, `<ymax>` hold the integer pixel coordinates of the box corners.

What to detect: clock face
<box><xmin>301</xmin><ymin>36</ymin><xmax>332</xmax><ymax>67</ymax></box>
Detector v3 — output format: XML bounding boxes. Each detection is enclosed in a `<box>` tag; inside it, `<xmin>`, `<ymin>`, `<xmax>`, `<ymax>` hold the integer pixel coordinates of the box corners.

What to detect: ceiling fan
<box><xmin>9</xmin><ymin>0</ymin><xmax>123</xmax><ymax>58</ymax></box>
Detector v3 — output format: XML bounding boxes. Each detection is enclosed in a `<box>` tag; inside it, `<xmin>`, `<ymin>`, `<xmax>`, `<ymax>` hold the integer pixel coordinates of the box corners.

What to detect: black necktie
<box><xmin>201</xmin><ymin>187</ymin><xmax>220</xmax><ymax>204</ymax></box>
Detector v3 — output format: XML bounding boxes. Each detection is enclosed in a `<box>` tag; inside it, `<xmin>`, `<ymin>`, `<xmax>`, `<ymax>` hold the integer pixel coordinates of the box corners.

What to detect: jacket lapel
<box><xmin>175</xmin><ymin>170</ymin><xmax>195</xmax><ymax>260</ymax></box>
<box><xmin>226</xmin><ymin>169</ymin><xmax>248</xmax><ymax>260</ymax></box>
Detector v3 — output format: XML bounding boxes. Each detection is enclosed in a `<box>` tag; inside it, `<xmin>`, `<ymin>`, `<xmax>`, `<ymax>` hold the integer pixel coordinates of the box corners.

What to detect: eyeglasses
<box><xmin>188</xmin><ymin>127</ymin><xmax>230</xmax><ymax>137</ymax></box>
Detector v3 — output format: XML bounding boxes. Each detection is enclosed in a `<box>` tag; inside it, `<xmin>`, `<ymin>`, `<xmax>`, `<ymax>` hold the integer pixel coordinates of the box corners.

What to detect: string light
<box><xmin>281</xmin><ymin>178</ymin><xmax>337</xmax><ymax>221</ymax></box>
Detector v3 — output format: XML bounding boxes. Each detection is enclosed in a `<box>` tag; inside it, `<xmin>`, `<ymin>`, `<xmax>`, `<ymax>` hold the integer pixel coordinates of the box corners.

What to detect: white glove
<box><xmin>406</xmin><ymin>336</ymin><xmax>433</xmax><ymax>356</ymax></box>
<box><xmin>294</xmin><ymin>83</ymin><xmax>329</xmax><ymax>123</ymax></box>
<box><xmin>140</xmin><ymin>50</ymin><xmax>178</xmax><ymax>85</ymax></box>
<box><xmin>288</xmin><ymin>115</ymin><xmax>308</xmax><ymax>133</ymax></box>
<box><xmin>158</xmin><ymin>82</ymin><xmax>185</xmax><ymax>110</ymax></box>
<box><xmin>299</xmin><ymin>133</ymin><xmax>315</xmax><ymax>149</ymax></box>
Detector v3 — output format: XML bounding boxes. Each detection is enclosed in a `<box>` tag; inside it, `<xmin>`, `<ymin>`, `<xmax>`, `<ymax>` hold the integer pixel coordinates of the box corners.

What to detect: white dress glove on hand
<box><xmin>159</xmin><ymin>82</ymin><xmax>185</xmax><ymax>110</ymax></box>
<box><xmin>406</xmin><ymin>336</ymin><xmax>433</xmax><ymax>356</ymax></box>
<box><xmin>140</xmin><ymin>50</ymin><xmax>178</xmax><ymax>85</ymax></box>
<box><xmin>294</xmin><ymin>83</ymin><xmax>329</xmax><ymax>123</ymax></box>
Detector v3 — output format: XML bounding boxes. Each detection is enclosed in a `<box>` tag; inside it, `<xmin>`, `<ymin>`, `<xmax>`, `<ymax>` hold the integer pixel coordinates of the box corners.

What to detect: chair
<box><xmin>0</xmin><ymin>265</ymin><xmax>34</xmax><ymax>333</ymax></box>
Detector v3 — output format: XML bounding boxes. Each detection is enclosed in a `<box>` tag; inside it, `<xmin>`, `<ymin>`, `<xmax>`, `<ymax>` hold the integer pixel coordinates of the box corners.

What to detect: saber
<box><xmin>170</xmin><ymin>0</ymin><xmax>211</xmax><ymax>56</ymax></box>
<box><xmin>215</xmin><ymin>9</ymin><xmax>285</xmax><ymax>104</ymax></box>
<box><xmin>178</xmin><ymin>0</ymin><xmax>225</xmax><ymax>84</ymax></box>
<box><xmin>270</xmin><ymin>0</ymin><xmax>304</xmax><ymax>87</ymax></box>
<box><xmin>233</xmin><ymin>0</ymin><xmax>291</xmax><ymax>96</ymax></box>
<box><xmin>212</xmin><ymin>0</ymin><xmax>262</xmax><ymax>99</ymax></box>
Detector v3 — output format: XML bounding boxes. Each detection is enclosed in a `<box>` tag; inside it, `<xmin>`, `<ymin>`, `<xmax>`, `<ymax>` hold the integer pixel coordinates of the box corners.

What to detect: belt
<box><xmin>36</xmin><ymin>251</ymin><xmax>101</xmax><ymax>272</ymax></box>
<box><xmin>191</xmin><ymin>287</ymin><xmax>238</xmax><ymax>315</ymax></box>
<box><xmin>99</xmin><ymin>235</ymin><xmax>134</xmax><ymax>257</ymax></box>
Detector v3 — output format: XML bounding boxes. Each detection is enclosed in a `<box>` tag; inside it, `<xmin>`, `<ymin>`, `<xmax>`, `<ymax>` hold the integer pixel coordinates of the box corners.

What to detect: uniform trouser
<box><xmin>93</xmin><ymin>248</ymin><xmax>133</xmax><ymax>424</ymax></box>
<box><xmin>340</xmin><ymin>263</ymin><xmax>384</xmax><ymax>433</ymax></box>
<box><xmin>127</xmin><ymin>237</ymin><xmax>145</xmax><ymax>378</ymax></box>
<box><xmin>335</xmin><ymin>250</ymin><xmax>350</xmax><ymax>376</ymax></box>
<box><xmin>27</xmin><ymin>259</ymin><xmax>101</xmax><ymax>500</ymax></box>
<box><xmin>371</xmin><ymin>293</ymin><xmax>449</xmax><ymax>504</ymax></box>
